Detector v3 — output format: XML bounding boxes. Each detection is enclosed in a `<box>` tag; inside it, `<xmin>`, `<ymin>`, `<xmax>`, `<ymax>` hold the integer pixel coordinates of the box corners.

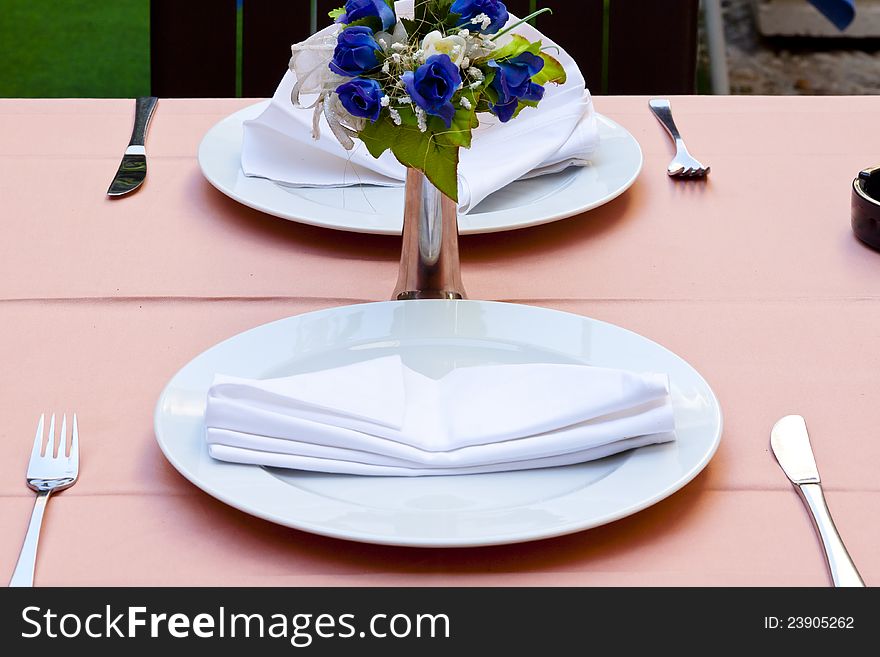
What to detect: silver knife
<box><xmin>770</xmin><ymin>415</ymin><xmax>865</xmax><ymax>587</ymax></box>
<box><xmin>107</xmin><ymin>96</ymin><xmax>158</xmax><ymax>197</ymax></box>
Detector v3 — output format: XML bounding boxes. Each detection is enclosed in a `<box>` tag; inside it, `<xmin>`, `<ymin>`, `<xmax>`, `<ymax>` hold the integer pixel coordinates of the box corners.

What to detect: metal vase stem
<box><xmin>393</xmin><ymin>168</ymin><xmax>467</xmax><ymax>300</ymax></box>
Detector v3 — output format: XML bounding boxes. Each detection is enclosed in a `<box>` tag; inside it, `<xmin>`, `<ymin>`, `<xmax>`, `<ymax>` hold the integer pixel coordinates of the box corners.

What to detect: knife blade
<box><xmin>770</xmin><ymin>414</ymin><xmax>820</xmax><ymax>485</ymax></box>
<box><xmin>107</xmin><ymin>96</ymin><xmax>158</xmax><ymax>197</ymax></box>
<box><xmin>770</xmin><ymin>415</ymin><xmax>865</xmax><ymax>587</ymax></box>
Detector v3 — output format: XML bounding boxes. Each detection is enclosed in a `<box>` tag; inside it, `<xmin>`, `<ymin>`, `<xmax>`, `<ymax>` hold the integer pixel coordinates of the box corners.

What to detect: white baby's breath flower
<box><xmin>467</xmin><ymin>66</ymin><xmax>484</xmax><ymax>80</ymax></box>
<box><xmin>459</xmin><ymin>29</ymin><xmax>471</xmax><ymax>38</ymax></box>
<box><xmin>398</xmin><ymin>95</ymin><xmax>413</xmax><ymax>105</ymax></box>
<box><xmin>392</xmin><ymin>41</ymin><xmax>407</xmax><ymax>52</ymax></box>
<box><xmin>461</xmin><ymin>57</ymin><xmax>470</xmax><ymax>69</ymax></box>
<box><xmin>382</xmin><ymin>61</ymin><xmax>391</xmax><ymax>74</ymax></box>
<box><xmin>389</xmin><ymin>108</ymin><xmax>402</xmax><ymax>125</ymax></box>
<box><xmin>392</xmin><ymin>53</ymin><xmax>402</xmax><ymax>64</ymax></box>
<box><xmin>471</xmin><ymin>13</ymin><xmax>492</xmax><ymax>30</ymax></box>
<box><xmin>380</xmin><ymin>95</ymin><xmax>391</xmax><ymax>107</ymax></box>
<box><xmin>469</xmin><ymin>81</ymin><xmax>482</xmax><ymax>90</ymax></box>
<box><xmin>415</xmin><ymin>107</ymin><xmax>427</xmax><ymax>132</ymax></box>
<box><xmin>460</xmin><ymin>96</ymin><xmax>472</xmax><ymax>110</ymax></box>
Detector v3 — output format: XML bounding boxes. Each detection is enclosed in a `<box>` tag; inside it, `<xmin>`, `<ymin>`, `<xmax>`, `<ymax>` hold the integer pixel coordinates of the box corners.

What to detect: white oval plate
<box><xmin>154</xmin><ymin>301</ymin><xmax>722</xmax><ymax>548</ymax></box>
<box><xmin>198</xmin><ymin>101</ymin><xmax>643</xmax><ymax>235</ymax></box>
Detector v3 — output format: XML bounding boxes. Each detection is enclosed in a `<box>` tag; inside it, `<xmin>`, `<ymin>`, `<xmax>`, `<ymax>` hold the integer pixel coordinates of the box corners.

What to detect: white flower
<box><xmin>389</xmin><ymin>108</ymin><xmax>403</xmax><ymax>125</ymax></box>
<box><xmin>398</xmin><ymin>95</ymin><xmax>413</xmax><ymax>105</ymax></box>
<box><xmin>380</xmin><ymin>95</ymin><xmax>391</xmax><ymax>107</ymax></box>
<box><xmin>460</xmin><ymin>96</ymin><xmax>472</xmax><ymax>110</ymax></box>
<box><xmin>467</xmin><ymin>66</ymin><xmax>484</xmax><ymax>81</ymax></box>
<box><xmin>421</xmin><ymin>30</ymin><xmax>468</xmax><ymax>67</ymax></box>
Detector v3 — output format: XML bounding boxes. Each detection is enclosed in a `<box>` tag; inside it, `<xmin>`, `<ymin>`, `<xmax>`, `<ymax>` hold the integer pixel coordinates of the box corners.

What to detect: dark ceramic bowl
<box><xmin>852</xmin><ymin>166</ymin><xmax>880</xmax><ymax>251</ymax></box>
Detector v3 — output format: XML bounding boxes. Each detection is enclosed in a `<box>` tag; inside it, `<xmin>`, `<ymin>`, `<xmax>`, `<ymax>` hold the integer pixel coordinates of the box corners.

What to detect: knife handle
<box><xmin>797</xmin><ymin>483</ymin><xmax>865</xmax><ymax>587</ymax></box>
<box><xmin>129</xmin><ymin>97</ymin><xmax>158</xmax><ymax>147</ymax></box>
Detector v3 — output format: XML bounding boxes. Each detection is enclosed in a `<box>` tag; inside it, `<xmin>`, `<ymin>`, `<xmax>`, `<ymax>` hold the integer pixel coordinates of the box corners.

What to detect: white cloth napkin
<box><xmin>240</xmin><ymin>15</ymin><xmax>599</xmax><ymax>214</ymax></box>
<box><xmin>205</xmin><ymin>356</ymin><xmax>676</xmax><ymax>477</ymax></box>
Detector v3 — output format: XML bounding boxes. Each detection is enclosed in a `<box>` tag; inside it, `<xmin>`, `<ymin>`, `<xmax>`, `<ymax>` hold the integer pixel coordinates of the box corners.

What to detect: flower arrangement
<box><xmin>289</xmin><ymin>0</ymin><xmax>566</xmax><ymax>202</ymax></box>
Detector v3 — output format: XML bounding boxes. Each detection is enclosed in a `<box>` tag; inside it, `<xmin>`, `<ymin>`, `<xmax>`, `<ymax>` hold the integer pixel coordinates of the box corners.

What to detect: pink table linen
<box><xmin>0</xmin><ymin>96</ymin><xmax>878</xmax><ymax>586</ymax></box>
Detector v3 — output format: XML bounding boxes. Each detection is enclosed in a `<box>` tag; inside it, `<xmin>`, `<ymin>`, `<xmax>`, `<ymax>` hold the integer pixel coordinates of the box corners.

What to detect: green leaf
<box><xmin>511</xmin><ymin>99</ymin><xmax>540</xmax><ymax>120</ymax></box>
<box><xmin>400</xmin><ymin>17</ymin><xmax>419</xmax><ymax>36</ymax></box>
<box><xmin>481</xmin><ymin>34</ymin><xmax>540</xmax><ymax>63</ymax></box>
<box><xmin>532</xmin><ymin>51</ymin><xmax>567</xmax><ymax>86</ymax></box>
<box><xmin>409</xmin><ymin>0</ymin><xmax>457</xmax><ymax>41</ymax></box>
<box><xmin>431</xmin><ymin>90</ymin><xmax>480</xmax><ymax>149</ymax></box>
<box><xmin>357</xmin><ymin>108</ymin><xmax>461</xmax><ymax>201</ymax></box>
<box><xmin>344</xmin><ymin>16</ymin><xmax>383</xmax><ymax>31</ymax></box>
<box><xmin>358</xmin><ymin>114</ymin><xmax>398</xmax><ymax>159</ymax></box>
<box><xmin>394</xmin><ymin>130</ymin><xmax>459</xmax><ymax>201</ymax></box>
<box><xmin>328</xmin><ymin>7</ymin><xmax>345</xmax><ymax>20</ymax></box>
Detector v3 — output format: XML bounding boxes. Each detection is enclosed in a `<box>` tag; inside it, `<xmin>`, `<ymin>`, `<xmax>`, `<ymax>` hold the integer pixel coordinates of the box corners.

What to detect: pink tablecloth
<box><xmin>0</xmin><ymin>96</ymin><xmax>878</xmax><ymax>586</ymax></box>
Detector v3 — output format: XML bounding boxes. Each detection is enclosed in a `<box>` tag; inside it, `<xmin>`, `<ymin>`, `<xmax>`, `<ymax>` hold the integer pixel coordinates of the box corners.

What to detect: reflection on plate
<box><xmin>155</xmin><ymin>300</ymin><xmax>722</xmax><ymax>547</ymax></box>
<box><xmin>198</xmin><ymin>101</ymin><xmax>643</xmax><ymax>235</ymax></box>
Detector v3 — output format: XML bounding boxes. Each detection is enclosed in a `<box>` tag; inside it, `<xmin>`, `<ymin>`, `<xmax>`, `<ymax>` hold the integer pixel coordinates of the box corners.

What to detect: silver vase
<box><xmin>392</xmin><ymin>168</ymin><xmax>467</xmax><ymax>300</ymax></box>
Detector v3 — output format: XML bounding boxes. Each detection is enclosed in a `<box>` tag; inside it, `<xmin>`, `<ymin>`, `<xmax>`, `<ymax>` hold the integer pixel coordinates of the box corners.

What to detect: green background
<box><xmin>0</xmin><ymin>0</ymin><xmax>150</xmax><ymax>98</ymax></box>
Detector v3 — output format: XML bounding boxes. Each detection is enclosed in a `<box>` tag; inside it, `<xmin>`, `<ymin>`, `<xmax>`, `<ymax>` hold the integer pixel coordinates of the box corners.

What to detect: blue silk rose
<box><xmin>402</xmin><ymin>54</ymin><xmax>462</xmax><ymax>127</ymax></box>
<box><xmin>329</xmin><ymin>26</ymin><xmax>383</xmax><ymax>77</ymax></box>
<box><xmin>336</xmin><ymin>0</ymin><xmax>397</xmax><ymax>32</ymax></box>
<box><xmin>337</xmin><ymin>78</ymin><xmax>384</xmax><ymax>122</ymax></box>
<box><xmin>451</xmin><ymin>0</ymin><xmax>509</xmax><ymax>34</ymax></box>
<box><xmin>488</xmin><ymin>52</ymin><xmax>545</xmax><ymax>122</ymax></box>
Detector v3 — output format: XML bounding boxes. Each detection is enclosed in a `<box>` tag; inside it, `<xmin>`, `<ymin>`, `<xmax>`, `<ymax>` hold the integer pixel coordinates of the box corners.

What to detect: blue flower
<box><xmin>451</xmin><ymin>0</ymin><xmax>509</xmax><ymax>35</ymax></box>
<box><xmin>337</xmin><ymin>78</ymin><xmax>384</xmax><ymax>122</ymax></box>
<box><xmin>488</xmin><ymin>52</ymin><xmax>545</xmax><ymax>122</ymax></box>
<box><xmin>402</xmin><ymin>55</ymin><xmax>462</xmax><ymax>127</ymax></box>
<box><xmin>336</xmin><ymin>0</ymin><xmax>396</xmax><ymax>32</ymax></box>
<box><xmin>329</xmin><ymin>26</ymin><xmax>383</xmax><ymax>77</ymax></box>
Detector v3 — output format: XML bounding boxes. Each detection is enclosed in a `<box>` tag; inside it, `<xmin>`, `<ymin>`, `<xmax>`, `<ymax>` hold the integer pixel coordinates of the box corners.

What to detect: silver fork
<box><xmin>9</xmin><ymin>414</ymin><xmax>79</xmax><ymax>587</ymax></box>
<box><xmin>648</xmin><ymin>99</ymin><xmax>711</xmax><ymax>178</ymax></box>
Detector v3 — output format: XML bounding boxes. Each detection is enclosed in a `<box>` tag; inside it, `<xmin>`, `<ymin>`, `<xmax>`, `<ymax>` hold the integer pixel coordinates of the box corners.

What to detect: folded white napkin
<box><xmin>240</xmin><ymin>14</ymin><xmax>599</xmax><ymax>214</ymax></box>
<box><xmin>205</xmin><ymin>356</ymin><xmax>675</xmax><ymax>477</ymax></box>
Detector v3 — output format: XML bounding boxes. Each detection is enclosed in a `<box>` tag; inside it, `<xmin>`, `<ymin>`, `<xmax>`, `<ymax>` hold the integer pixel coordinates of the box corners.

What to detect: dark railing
<box><xmin>150</xmin><ymin>0</ymin><xmax>699</xmax><ymax>98</ymax></box>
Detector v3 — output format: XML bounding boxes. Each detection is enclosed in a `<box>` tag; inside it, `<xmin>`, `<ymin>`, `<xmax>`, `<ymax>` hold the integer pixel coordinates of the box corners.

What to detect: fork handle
<box><xmin>9</xmin><ymin>490</ymin><xmax>50</xmax><ymax>587</ymax></box>
<box><xmin>649</xmin><ymin>99</ymin><xmax>683</xmax><ymax>144</ymax></box>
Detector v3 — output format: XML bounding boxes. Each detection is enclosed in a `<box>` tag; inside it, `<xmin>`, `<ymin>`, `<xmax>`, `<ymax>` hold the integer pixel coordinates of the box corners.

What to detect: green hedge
<box><xmin>0</xmin><ymin>0</ymin><xmax>149</xmax><ymax>98</ymax></box>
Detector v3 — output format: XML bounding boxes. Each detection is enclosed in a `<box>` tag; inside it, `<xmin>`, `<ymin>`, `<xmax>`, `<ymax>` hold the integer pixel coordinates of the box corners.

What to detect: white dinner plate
<box><xmin>154</xmin><ymin>300</ymin><xmax>722</xmax><ymax>548</ymax></box>
<box><xmin>198</xmin><ymin>101</ymin><xmax>643</xmax><ymax>235</ymax></box>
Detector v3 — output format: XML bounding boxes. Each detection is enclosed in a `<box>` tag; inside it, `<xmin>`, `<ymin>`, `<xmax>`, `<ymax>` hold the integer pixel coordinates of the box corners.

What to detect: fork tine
<box><xmin>59</xmin><ymin>414</ymin><xmax>67</xmax><ymax>458</ymax></box>
<box><xmin>45</xmin><ymin>414</ymin><xmax>56</xmax><ymax>458</ymax></box>
<box><xmin>70</xmin><ymin>413</ymin><xmax>79</xmax><ymax>470</ymax></box>
<box><xmin>30</xmin><ymin>414</ymin><xmax>45</xmax><ymax>462</ymax></box>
